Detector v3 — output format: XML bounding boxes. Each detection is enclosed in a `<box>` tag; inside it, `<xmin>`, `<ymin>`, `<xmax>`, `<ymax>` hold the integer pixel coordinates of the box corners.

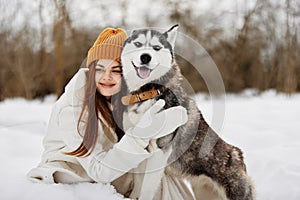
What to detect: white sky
<box><xmin>1</xmin><ymin>0</ymin><xmax>295</xmax><ymax>52</ymax></box>
<box><xmin>1</xmin><ymin>0</ymin><xmax>260</xmax><ymax>31</ymax></box>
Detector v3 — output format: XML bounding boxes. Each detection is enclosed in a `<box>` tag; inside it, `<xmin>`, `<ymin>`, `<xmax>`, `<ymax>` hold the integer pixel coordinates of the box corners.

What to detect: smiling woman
<box><xmin>94</xmin><ymin>59</ymin><xmax>122</xmax><ymax>98</ymax></box>
<box><xmin>26</xmin><ymin>27</ymin><xmax>190</xmax><ymax>200</ymax></box>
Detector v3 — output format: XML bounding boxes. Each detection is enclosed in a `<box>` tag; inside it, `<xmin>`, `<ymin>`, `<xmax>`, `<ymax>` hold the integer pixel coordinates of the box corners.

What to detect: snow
<box><xmin>0</xmin><ymin>95</ymin><xmax>127</xmax><ymax>200</ymax></box>
<box><xmin>0</xmin><ymin>90</ymin><xmax>300</xmax><ymax>199</ymax></box>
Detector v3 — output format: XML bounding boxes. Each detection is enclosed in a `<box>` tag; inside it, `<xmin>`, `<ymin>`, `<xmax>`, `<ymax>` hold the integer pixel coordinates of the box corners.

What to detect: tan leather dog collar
<box><xmin>121</xmin><ymin>88</ymin><xmax>161</xmax><ymax>105</ymax></box>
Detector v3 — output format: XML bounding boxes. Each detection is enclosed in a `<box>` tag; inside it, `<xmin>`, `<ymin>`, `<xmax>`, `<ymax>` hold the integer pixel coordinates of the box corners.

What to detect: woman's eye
<box><xmin>134</xmin><ymin>42</ymin><xmax>143</xmax><ymax>48</ymax></box>
<box><xmin>153</xmin><ymin>45</ymin><xmax>162</xmax><ymax>51</ymax></box>
<box><xmin>112</xmin><ymin>70</ymin><xmax>122</xmax><ymax>74</ymax></box>
<box><xmin>96</xmin><ymin>68</ymin><xmax>104</xmax><ymax>72</ymax></box>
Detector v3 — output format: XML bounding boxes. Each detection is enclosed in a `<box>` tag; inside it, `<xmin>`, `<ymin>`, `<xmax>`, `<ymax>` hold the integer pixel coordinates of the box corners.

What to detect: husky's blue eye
<box><xmin>153</xmin><ymin>45</ymin><xmax>162</xmax><ymax>51</ymax></box>
<box><xmin>134</xmin><ymin>42</ymin><xmax>143</xmax><ymax>48</ymax></box>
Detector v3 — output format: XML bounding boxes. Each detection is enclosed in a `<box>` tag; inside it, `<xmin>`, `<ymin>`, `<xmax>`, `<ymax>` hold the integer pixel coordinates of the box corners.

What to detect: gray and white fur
<box><xmin>121</xmin><ymin>25</ymin><xmax>255</xmax><ymax>200</ymax></box>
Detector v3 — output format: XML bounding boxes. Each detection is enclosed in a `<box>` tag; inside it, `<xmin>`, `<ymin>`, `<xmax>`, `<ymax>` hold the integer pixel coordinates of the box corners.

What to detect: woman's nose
<box><xmin>101</xmin><ymin>70</ymin><xmax>112</xmax><ymax>80</ymax></box>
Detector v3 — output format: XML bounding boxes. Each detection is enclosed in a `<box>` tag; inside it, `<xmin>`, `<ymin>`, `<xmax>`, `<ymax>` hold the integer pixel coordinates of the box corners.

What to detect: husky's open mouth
<box><xmin>131</xmin><ymin>61</ymin><xmax>152</xmax><ymax>79</ymax></box>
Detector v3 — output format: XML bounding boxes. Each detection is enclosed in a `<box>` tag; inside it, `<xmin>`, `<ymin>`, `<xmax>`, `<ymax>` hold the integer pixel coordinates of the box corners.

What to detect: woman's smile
<box><xmin>99</xmin><ymin>82</ymin><xmax>116</xmax><ymax>88</ymax></box>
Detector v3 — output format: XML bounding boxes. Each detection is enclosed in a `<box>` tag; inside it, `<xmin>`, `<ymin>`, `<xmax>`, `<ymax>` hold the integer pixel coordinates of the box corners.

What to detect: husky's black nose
<box><xmin>140</xmin><ymin>54</ymin><xmax>152</xmax><ymax>64</ymax></box>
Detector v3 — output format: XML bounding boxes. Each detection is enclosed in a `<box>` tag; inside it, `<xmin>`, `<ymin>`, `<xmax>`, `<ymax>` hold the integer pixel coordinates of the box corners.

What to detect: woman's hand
<box><xmin>126</xmin><ymin>99</ymin><xmax>188</xmax><ymax>145</ymax></box>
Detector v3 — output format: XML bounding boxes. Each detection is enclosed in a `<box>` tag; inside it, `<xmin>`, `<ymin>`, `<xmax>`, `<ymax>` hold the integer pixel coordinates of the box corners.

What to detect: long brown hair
<box><xmin>65</xmin><ymin>60</ymin><xmax>126</xmax><ymax>157</ymax></box>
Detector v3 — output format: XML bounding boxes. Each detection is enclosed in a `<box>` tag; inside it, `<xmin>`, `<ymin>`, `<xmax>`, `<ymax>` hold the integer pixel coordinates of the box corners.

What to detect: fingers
<box><xmin>162</xmin><ymin>106</ymin><xmax>188</xmax><ymax>125</ymax></box>
<box><xmin>81</xmin><ymin>68</ymin><xmax>89</xmax><ymax>72</ymax></box>
<box><xmin>131</xmin><ymin>101</ymin><xmax>188</xmax><ymax>140</ymax></box>
<box><xmin>78</xmin><ymin>68</ymin><xmax>89</xmax><ymax>74</ymax></box>
<box><xmin>167</xmin><ymin>106</ymin><xmax>187</xmax><ymax>119</ymax></box>
<box><xmin>152</xmin><ymin>106</ymin><xmax>188</xmax><ymax>139</ymax></box>
<box><xmin>173</xmin><ymin>106</ymin><xmax>188</xmax><ymax>125</ymax></box>
<box><xmin>148</xmin><ymin>99</ymin><xmax>165</xmax><ymax>114</ymax></box>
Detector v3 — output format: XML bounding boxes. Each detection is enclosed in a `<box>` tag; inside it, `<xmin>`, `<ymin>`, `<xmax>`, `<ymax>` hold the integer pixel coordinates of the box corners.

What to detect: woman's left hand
<box><xmin>126</xmin><ymin>99</ymin><xmax>188</xmax><ymax>141</ymax></box>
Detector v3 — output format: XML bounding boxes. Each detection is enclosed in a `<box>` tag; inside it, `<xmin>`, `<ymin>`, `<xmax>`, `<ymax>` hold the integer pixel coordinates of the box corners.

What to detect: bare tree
<box><xmin>53</xmin><ymin>0</ymin><xmax>67</xmax><ymax>97</ymax></box>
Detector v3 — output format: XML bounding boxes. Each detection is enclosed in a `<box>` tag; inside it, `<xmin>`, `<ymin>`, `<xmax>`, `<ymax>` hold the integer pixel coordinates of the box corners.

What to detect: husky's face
<box><xmin>121</xmin><ymin>25</ymin><xmax>178</xmax><ymax>92</ymax></box>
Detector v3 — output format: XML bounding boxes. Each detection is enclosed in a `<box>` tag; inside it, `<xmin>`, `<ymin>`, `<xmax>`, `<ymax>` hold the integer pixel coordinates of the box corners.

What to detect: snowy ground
<box><xmin>0</xmin><ymin>90</ymin><xmax>299</xmax><ymax>200</ymax></box>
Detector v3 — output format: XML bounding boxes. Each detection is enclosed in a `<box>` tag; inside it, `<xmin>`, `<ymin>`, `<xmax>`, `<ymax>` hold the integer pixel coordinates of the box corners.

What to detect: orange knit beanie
<box><xmin>86</xmin><ymin>27</ymin><xmax>127</xmax><ymax>67</ymax></box>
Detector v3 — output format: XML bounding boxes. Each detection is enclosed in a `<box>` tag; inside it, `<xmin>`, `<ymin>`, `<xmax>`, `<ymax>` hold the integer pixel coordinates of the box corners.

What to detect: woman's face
<box><xmin>95</xmin><ymin>59</ymin><xmax>122</xmax><ymax>98</ymax></box>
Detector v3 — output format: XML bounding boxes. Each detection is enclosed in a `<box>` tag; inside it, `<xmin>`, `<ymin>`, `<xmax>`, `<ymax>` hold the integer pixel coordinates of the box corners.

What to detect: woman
<box><xmin>28</xmin><ymin>27</ymin><xmax>195</xmax><ymax>199</ymax></box>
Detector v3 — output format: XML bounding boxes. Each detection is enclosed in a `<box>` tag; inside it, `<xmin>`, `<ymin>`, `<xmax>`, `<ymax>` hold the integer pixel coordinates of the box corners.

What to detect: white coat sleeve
<box><xmin>58</xmin><ymin>106</ymin><xmax>152</xmax><ymax>183</ymax></box>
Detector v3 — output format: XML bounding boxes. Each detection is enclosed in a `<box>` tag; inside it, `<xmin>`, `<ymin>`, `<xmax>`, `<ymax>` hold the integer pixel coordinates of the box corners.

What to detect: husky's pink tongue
<box><xmin>137</xmin><ymin>67</ymin><xmax>151</xmax><ymax>79</ymax></box>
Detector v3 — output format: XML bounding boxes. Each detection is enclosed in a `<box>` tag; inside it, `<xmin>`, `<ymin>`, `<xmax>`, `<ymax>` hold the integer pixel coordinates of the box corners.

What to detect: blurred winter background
<box><xmin>0</xmin><ymin>0</ymin><xmax>300</xmax><ymax>199</ymax></box>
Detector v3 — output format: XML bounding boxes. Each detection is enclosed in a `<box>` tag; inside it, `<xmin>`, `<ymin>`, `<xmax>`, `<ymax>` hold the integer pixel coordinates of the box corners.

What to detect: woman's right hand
<box><xmin>126</xmin><ymin>99</ymin><xmax>188</xmax><ymax>144</ymax></box>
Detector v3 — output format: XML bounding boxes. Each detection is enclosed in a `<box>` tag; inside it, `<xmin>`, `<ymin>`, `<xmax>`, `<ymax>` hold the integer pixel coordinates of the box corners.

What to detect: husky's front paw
<box><xmin>156</xmin><ymin>133</ymin><xmax>175</xmax><ymax>149</ymax></box>
<box><xmin>147</xmin><ymin>139</ymin><xmax>158</xmax><ymax>152</ymax></box>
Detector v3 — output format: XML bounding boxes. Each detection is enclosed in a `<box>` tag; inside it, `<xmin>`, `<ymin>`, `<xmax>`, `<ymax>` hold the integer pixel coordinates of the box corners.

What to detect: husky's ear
<box><xmin>131</xmin><ymin>29</ymin><xmax>137</xmax><ymax>35</ymax></box>
<box><xmin>129</xmin><ymin>29</ymin><xmax>137</xmax><ymax>36</ymax></box>
<box><xmin>163</xmin><ymin>24</ymin><xmax>178</xmax><ymax>48</ymax></box>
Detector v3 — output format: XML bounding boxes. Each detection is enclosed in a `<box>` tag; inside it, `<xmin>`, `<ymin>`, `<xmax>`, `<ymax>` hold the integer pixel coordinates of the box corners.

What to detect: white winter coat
<box><xmin>27</xmin><ymin>68</ymin><xmax>195</xmax><ymax>200</ymax></box>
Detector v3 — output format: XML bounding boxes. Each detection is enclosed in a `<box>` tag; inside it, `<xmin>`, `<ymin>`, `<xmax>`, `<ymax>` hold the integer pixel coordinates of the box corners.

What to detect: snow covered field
<box><xmin>0</xmin><ymin>90</ymin><xmax>299</xmax><ymax>200</ymax></box>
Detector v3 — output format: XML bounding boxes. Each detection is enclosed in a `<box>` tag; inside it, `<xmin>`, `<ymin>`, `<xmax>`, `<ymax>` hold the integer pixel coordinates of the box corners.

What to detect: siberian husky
<box><xmin>120</xmin><ymin>25</ymin><xmax>255</xmax><ymax>200</ymax></box>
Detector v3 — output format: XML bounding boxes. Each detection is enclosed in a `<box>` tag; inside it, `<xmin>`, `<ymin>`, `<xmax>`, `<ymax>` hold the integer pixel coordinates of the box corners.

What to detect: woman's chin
<box><xmin>99</xmin><ymin>89</ymin><xmax>117</xmax><ymax>98</ymax></box>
